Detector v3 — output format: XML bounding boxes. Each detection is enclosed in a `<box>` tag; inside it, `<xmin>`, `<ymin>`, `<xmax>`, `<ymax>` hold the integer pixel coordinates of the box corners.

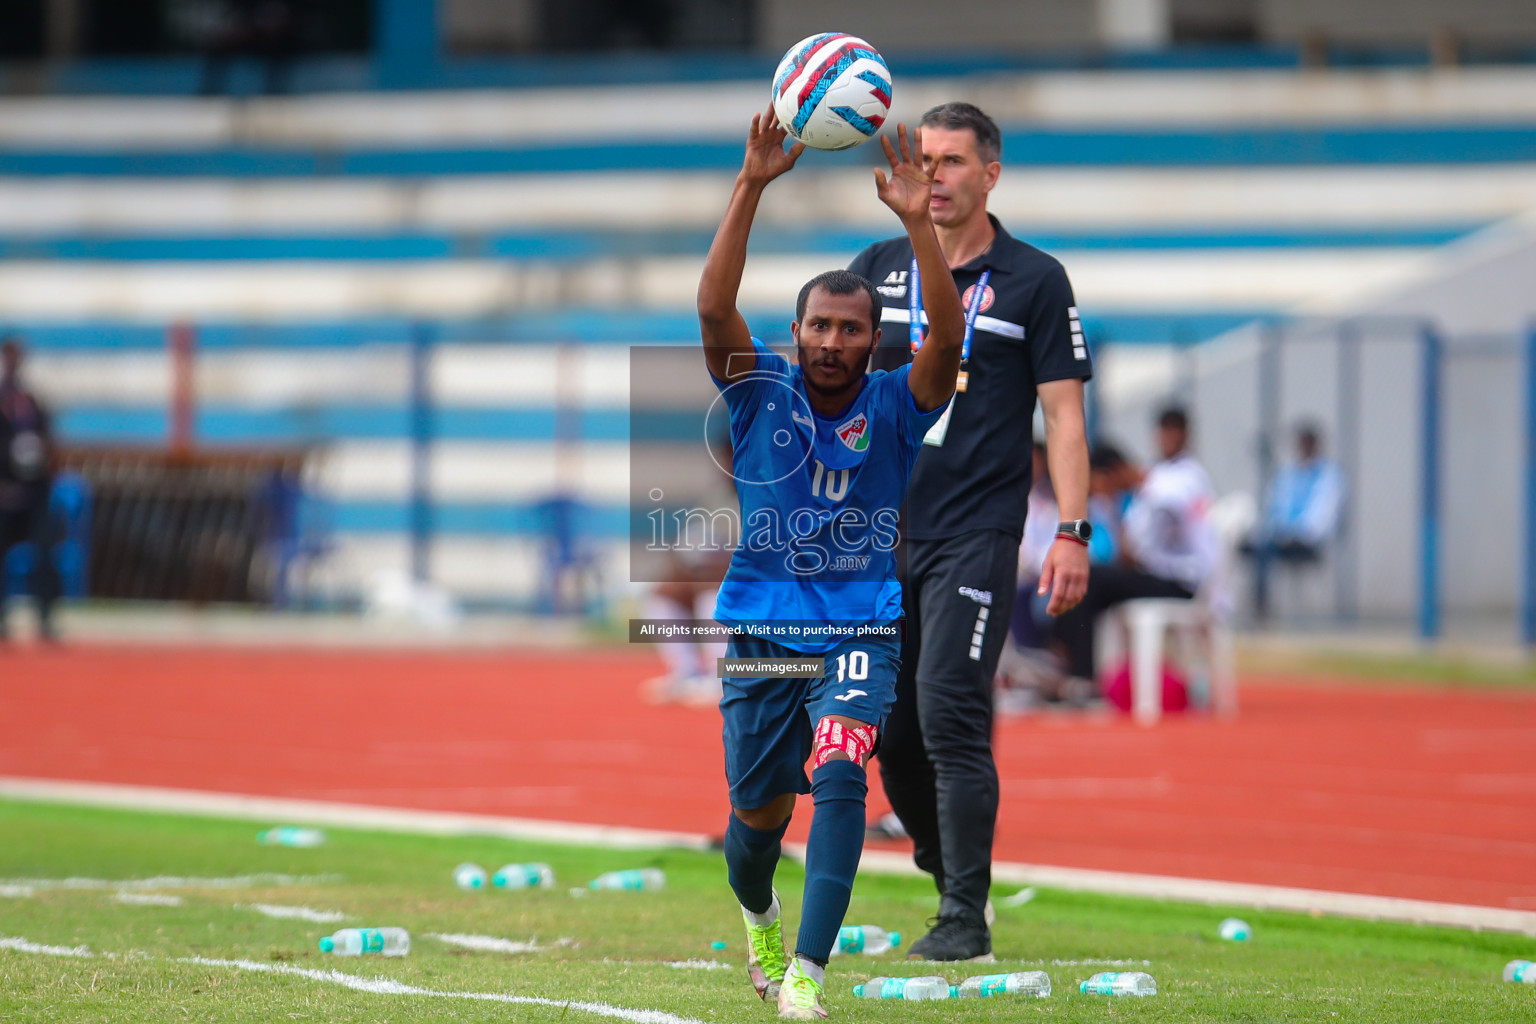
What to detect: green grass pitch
<box><xmin>1</xmin><ymin>798</ymin><xmax>1532</xmax><ymax>1023</ymax></box>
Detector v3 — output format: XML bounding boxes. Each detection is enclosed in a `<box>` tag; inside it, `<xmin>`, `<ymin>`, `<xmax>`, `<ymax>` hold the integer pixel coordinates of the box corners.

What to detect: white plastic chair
<box><xmin>1115</xmin><ymin>492</ymin><xmax>1256</xmax><ymax>726</ymax></box>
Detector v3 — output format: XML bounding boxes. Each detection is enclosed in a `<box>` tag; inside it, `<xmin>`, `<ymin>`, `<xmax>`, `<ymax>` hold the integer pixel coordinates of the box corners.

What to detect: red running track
<box><xmin>2</xmin><ymin>644</ymin><xmax>1534</xmax><ymax>911</ymax></box>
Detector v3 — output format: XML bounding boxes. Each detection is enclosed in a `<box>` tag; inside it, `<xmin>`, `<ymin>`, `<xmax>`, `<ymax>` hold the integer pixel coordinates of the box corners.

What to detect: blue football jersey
<box><xmin>712</xmin><ymin>339</ymin><xmax>946</xmax><ymax>653</ymax></box>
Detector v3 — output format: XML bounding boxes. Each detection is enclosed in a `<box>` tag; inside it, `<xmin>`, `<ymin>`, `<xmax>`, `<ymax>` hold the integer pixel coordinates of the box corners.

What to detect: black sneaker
<box><xmin>905</xmin><ymin>914</ymin><xmax>995</xmax><ymax>962</ymax></box>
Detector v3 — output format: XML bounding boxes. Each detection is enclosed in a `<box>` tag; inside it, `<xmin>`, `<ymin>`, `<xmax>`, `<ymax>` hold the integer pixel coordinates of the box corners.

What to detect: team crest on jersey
<box><xmin>835</xmin><ymin>413</ymin><xmax>871</xmax><ymax>452</ymax></box>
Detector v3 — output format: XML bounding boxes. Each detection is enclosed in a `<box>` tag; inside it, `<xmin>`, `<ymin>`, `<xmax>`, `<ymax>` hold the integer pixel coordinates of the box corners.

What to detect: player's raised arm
<box><xmin>875</xmin><ymin>125</ymin><xmax>964</xmax><ymax>412</ymax></box>
<box><xmin>697</xmin><ymin>107</ymin><xmax>806</xmax><ymax>381</ymax></box>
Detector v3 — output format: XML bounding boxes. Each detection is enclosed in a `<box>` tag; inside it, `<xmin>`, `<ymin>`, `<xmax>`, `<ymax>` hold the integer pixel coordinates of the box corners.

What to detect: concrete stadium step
<box><xmin>9</xmin><ymin>309</ymin><xmax>1265</xmax><ymax>351</ymax></box>
<box><xmin>0</xmin><ymin>248</ymin><xmax>1429</xmax><ymax>320</ymax></box>
<box><xmin>5</xmin><ymin>123</ymin><xmax>1536</xmax><ymax>177</ymax></box>
<box><xmin>0</xmin><ymin>225</ymin><xmax>1479</xmax><ymax>263</ymax></box>
<box><xmin>2</xmin><ymin>167</ymin><xmax>1528</xmax><ymax>237</ymax></box>
<box><xmin>4</xmin><ymin>67</ymin><xmax>1536</xmax><ymax>150</ymax></box>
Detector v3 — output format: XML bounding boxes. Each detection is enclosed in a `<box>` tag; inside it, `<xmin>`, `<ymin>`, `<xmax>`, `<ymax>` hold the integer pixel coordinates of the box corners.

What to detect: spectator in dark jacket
<box><xmin>1</xmin><ymin>337</ymin><xmax>60</xmax><ymax>641</ymax></box>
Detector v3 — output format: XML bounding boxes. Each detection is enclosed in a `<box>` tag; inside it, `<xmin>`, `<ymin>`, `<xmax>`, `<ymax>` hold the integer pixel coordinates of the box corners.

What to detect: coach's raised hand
<box><xmin>874</xmin><ymin>124</ymin><xmax>933</xmax><ymax>225</ymax></box>
<box><xmin>739</xmin><ymin>106</ymin><xmax>806</xmax><ymax>186</ymax></box>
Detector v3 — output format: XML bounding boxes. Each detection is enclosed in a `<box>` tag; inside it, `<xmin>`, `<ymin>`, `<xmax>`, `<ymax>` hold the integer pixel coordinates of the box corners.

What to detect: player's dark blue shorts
<box><xmin>720</xmin><ymin>626</ymin><xmax>900</xmax><ymax>810</ymax></box>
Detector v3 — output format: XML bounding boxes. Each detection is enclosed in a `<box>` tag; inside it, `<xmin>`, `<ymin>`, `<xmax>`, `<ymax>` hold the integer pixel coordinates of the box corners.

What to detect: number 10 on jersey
<box><xmin>834</xmin><ymin>650</ymin><xmax>869</xmax><ymax>682</ymax></box>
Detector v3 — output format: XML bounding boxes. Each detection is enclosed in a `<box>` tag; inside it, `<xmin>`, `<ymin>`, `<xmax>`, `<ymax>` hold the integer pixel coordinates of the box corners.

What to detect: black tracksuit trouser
<box><xmin>877</xmin><ymin>529</ymin><xmax>1018</xmax><ymax>924</ymax></box>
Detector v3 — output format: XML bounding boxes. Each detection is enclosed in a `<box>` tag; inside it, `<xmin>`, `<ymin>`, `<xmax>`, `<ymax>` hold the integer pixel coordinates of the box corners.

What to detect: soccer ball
<box><xmin>771</xmin><ymin>33</ymin><xmax>892</xmax><ymax>151</ymax></box>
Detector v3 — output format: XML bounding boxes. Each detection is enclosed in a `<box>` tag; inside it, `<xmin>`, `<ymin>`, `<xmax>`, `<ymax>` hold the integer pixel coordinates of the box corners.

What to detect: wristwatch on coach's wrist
<box><xmin>1056</xmin><ymin>519</ymin><xmax>1093</xmax><ymax>544</ymax></box>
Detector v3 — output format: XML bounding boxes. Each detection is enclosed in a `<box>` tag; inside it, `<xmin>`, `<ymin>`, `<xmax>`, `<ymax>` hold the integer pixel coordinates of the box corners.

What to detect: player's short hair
<box><xmin>1157</xmin><ymin>406</ymin><xmax>1189</xmax><ymax>431</ymax></box>
<box><xmin>1090</xmin><ymin>442</ymin><xmax>1129</xmax><ymax>471</ymax></box>
<box><xmin>796</xmin><ymin>270</ymin><xmax>882</xmax><ymax>334</ymax></box>
<box><xmin>920</xmin><ymin>102</ymin><xmax>1001</xmax><ymax>163</ymax></box>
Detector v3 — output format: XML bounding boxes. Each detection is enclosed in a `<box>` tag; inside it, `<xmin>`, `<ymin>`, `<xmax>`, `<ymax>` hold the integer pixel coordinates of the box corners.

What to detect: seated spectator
<box><xmin>1012</xmin><ymin>441</ymin><xmax>1135</xmax><ymax>654</ymax></box>
<box><xmin>1050</xmin><ymin>406</ymin><xmax>1217</xmax><ymax>687</ymax></box>
<box><xmin>1010</xmin><ymin>442</ymin><xmax>1057</xmax><ymax>651</ymax></box>
<box><xmin>1001</xmin><ymin>441</ymin><xmax>1147</xmax><ymax>706</ymax></box>
<box><xmin>1242</xmin><ymin>423</ymin><xmax>1345</xmax><ymax>620</ymax></box>
<box><xmin>1087</xmin><ymin>442</ymin><xmax>1141</xmax><ymax>566</ymax></box>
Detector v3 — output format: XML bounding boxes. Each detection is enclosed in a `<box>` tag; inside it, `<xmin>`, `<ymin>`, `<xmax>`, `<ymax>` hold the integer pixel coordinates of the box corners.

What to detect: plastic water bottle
<box><xmin>453</xmin><ymin>863</ymin><xmax>488</xmax><ymax>890</ymax></box>
<box><xmin>318</xmin><ymin>927</ymin><xmax>410</xmax><ymax>957</ymax></box>
<box><xmin>256</xmin><ymin>827</ymin><xmax>324</xmax><ymax>848</ymax></box>
<box><xmin>1080</xmin><ymin>971</ymin><xmax>1157</xmax><ymax>996</ymax></box>
<box><xmin>493</xmin><ymin>863</ymin><xmax>555</xmax><ymax>890</ymax></box>
<box><xmin>831</xmin><ymin>925</ymin><xmax>901</xmax><ymax>955</ymax></box>
<box><xmin>1505</xmin><ymin>959</ymin><xmax>1535</xmax><ymax>983</ymax></box>
<box><xmin>955</xmin><ymin>971</ymin><xmax>1052</xmax><ymax>998</ymax></box>
<box><xmin>588</xmin><ymin>868</ymin><xmax>665</xmax><ymax>891</ymax></box>
<box><xmin>852</xmin><ymin>976</ymin><xmax>952</xmax><ymax>1000</ymax></box>
<box><xmin>1219</xmin><ymin>917</ymin><xmax>1252</xmax><ymax>941</ymax></box>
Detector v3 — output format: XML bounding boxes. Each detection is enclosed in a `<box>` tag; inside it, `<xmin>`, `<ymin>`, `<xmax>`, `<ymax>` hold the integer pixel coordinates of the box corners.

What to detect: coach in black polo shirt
<box><xmin>849</xmin><ymin>103</ymin><xmax>1092</xmax><ymax>960</ymax></box>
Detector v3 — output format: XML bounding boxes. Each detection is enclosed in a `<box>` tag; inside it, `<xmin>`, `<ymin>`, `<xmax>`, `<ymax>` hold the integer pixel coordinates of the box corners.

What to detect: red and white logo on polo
<box><xmin>961</xmin><ymin>283</ymin><xmax>995</xmax><ymax>312</ymax></box>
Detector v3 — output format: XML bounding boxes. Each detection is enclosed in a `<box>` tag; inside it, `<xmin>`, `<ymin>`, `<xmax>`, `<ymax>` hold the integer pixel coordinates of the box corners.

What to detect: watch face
<box><xmin>1061</xmin><ymin>520</ymin><xmax>1091</xmax><ymax>541</ymax></box>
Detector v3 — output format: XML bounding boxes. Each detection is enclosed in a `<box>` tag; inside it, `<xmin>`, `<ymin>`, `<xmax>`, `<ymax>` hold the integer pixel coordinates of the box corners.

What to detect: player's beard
<box><xmin>799</xmin><ymin>345</ymin><xmax>872</xmax><ymax>402</ymax></box>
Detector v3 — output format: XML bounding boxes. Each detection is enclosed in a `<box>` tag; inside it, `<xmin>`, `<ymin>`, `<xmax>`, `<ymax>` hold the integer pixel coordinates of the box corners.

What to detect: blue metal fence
<box><xmin>1418</xmin><ymin>326</ymin><xmax>1442</xmax><ymax>640</ymax></box>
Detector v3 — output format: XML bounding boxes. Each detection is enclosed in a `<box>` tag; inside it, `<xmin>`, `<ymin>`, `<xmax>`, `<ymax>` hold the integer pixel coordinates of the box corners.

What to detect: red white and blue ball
<box><xmin>771</xmin><ymin>33</ymin><xmax>892</xmax><ymax>151</ymax></box>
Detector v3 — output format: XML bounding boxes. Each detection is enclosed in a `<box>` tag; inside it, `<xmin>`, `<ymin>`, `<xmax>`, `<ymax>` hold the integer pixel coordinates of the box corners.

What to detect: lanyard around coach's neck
<box><xmin>909</xmin><ymin>257</ymin><xmax>990</xmax><ymax>361</ymax></box>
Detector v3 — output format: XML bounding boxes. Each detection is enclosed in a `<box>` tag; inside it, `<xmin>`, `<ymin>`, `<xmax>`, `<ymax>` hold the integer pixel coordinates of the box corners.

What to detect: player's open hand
<box><xmin>874</xmin><ymin>124</ymin><xmax>932</xmax><ymax>223</ymax></box>
<box><xmin>739</xmin><ymin>106</ymin><xmax>806</xmax><ymax>187</ymax></box>
<box><xmin>1039</xmin><ymin>537</ymin><xmax>1090</xmax><ymax>617</ymax></box>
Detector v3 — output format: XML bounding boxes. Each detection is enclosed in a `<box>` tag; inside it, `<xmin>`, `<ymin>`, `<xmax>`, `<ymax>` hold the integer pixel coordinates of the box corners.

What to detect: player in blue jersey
<box><xmin>696</xmin><ymin>108</ymin><xmax>965</xmax><ymax>1020</ymax></box>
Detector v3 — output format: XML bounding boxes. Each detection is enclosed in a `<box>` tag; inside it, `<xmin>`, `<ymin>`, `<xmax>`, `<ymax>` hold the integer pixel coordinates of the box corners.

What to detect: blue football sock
<box><xmin>724</xmin><ymin>812</ymin><xmax>789</xmax><ymax>915</ymax></box>
<box><xmin>794</xmin><ymin>758</ymin><xmax>867</xmax><ymax>961</ymax></box>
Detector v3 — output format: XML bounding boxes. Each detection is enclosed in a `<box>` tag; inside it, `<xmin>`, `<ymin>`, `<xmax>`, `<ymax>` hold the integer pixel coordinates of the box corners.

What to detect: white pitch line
<box><xmin>241</xmin><ymin>903</ymin><xmax>346</xmax><ymax>923</ymax></box>
<box><xmin>857</xmin><ymin>849</ymin><xmax>1536</xmax><ymax>936</ymax></box>
<box><xmin>114</xmin><ymin>892</ymin><xmax>183</xmax><ymax>906</ymax></box>
<box><xmin>6</xmin><ymin>774</ymin><xmax>1535</xmax><ymax>936</ymax></box>
<box><xmin>0</xmin><ymin>939</ymin><xmax>707</xmax><ymax>1024</ymax></box>
<box><xmin>0</xmin><ymin>936</ymin><xmax>93</xmax><ymax>957</ymax></box>
<box><xmin>0</xmin><ymin>775</ymin><xmax>710</xmax><ymax>852</ymax></box>
<box><xmin>663</xmin><ymin>960</ymin><xmax>732</xmax><ymax>970</ymax></box>
<box><xmin>182</xmin><ymin>956</ymin><xmax>710</xmax><ymax>1024</ymax></box>
<box><xmin>0</xmin><ymin>872</ymin><xmax>340</xmax><ymax>892</ymax></box>
<box><xmin>1000</xmin><ymin>886</ymin><xmax>1037</xmax><ymax>907</ymax></box>
<box><xmin>428</xmin><ymin>932</ymin><xmax>543</xmax><ymax>954</ymax></box>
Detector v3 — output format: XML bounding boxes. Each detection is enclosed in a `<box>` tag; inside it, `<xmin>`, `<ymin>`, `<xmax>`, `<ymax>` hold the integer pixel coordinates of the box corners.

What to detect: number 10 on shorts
<box><xmin>835</xmin><ymin>650</ymin><xmax>869</xmax><ymax>682</ymax></box>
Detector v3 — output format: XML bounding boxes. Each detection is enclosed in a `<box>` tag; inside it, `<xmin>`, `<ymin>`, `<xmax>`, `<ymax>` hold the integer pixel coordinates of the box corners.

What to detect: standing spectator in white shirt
<box><xmin>1052</xmin><ymin>407</ymin><xmax>1216</xmax><ymax>684</ymax></box>
<box><xmin>1242</xmin><ymin>423</ymin><xmax>1344</xmax><ymax>620</ymax></box>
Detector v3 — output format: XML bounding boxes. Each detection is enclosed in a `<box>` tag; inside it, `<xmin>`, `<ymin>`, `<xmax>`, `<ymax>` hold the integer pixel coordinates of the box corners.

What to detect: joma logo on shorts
<box><xmin>957</xmin><ymin>586</ymin><xmax>993</xmax><ymax>606</ymax></box>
